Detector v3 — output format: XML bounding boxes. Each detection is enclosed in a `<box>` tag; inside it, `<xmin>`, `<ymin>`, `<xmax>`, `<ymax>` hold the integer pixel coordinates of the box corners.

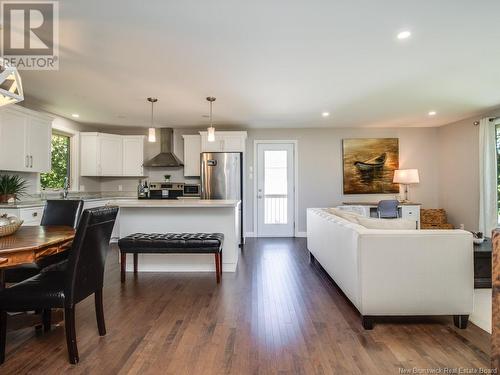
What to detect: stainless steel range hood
<box><xmin>143</xmin><ymin>128</ymin><xmax>184</xmax><ymax>167</ymax></box>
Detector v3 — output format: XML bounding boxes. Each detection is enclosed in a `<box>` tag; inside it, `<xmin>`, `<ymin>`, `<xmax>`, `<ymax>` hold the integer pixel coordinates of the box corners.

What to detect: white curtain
<box><xmin>478</xmin><ymin>118</ymin><xmax>498</xmax><ymax>235</ymax></box>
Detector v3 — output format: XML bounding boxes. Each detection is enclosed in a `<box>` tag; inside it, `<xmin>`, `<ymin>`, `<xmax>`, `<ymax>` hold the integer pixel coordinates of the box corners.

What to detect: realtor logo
<box><xmin>0</xmin><ymin>1</ymin><xmax>59</xmax><ymax>70</ymax></box>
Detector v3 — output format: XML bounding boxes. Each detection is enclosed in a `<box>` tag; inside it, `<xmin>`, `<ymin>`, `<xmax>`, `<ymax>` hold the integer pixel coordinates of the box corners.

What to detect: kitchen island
<box><xmin>107</xmin><ymin>199</ymin><xmax>241</xmax><ymax>273</ymax></box>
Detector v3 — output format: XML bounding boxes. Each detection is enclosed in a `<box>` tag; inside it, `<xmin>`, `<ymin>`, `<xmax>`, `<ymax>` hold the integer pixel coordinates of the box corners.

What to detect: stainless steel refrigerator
<box><xmin>201</xmin><ymin>152</ymin><xmax>243</xmax><ymax>244</ymax></box>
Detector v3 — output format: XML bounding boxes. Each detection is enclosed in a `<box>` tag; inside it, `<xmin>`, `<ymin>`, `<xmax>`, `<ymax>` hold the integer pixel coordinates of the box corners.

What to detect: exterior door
<box><xmin>256</xmin><ymin>143</ymin><xmax>295</xmax><ymax>237</ymax></box>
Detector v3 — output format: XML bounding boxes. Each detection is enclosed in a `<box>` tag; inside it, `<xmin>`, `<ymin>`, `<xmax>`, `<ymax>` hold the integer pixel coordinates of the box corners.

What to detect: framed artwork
<box><xmin>342</xmin><ymin>138</ymin><xmax>399</xmax><ymax>194</ymax></box>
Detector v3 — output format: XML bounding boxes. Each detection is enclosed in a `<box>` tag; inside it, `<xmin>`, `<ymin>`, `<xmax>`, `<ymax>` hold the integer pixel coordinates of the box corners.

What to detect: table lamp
<box><xmin>393</xmin><ymin>169</ymin><xmax>419</xmax><ymax>202</ymax></box>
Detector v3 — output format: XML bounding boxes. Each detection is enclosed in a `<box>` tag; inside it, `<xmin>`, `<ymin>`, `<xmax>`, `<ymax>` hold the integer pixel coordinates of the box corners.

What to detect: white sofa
<box><xmin>306</xmin><ymin>208</ymin><xmax>474</xmax><ymax>329</ymax></box>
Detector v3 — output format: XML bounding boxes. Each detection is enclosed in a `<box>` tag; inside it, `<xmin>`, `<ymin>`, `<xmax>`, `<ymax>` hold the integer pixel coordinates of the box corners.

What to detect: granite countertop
<box><xmin>107</xmin><ymin>199</ymin><xmax>241</xmax><ymax>208</ymax></box>
<box><xmin>0</xmin><ymin>196</ymin><xmax>136</xmax><ymax>209</ymax></box>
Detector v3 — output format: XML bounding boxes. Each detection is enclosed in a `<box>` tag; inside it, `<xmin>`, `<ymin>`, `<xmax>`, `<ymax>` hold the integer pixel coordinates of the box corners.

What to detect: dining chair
<box><xmin>0</xmin><ymin>206</ymin><xmax>118</xmax><ymax>364</ymax></box>
<box><xmin>377</xmin><ymin>199</ymin><xmax>400</xmax><ymax>219</ymax></box>
<box><xmin>4</xmin><ymin>200</ymin><xmax>84</xmax><ymax>284</ymax></box>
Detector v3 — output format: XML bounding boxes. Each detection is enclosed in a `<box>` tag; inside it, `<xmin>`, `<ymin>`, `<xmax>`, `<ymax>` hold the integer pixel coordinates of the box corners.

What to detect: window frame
<box><xmin>40</xmin><ymin>130</ymin><xmax>72</xmax><ymax>192</ymax></box>
<box><xmin>38</xmin><ymin>124</ymin><xmax>79</xmax><ymax>193</ymax></box>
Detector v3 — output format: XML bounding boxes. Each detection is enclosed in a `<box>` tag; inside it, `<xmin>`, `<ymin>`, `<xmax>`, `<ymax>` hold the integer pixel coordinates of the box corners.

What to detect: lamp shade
<box><xmin>148</xmin><ymin>128</ymin><xmax>156</xmax><ymax>142</ymax></box>
<box><xmin>0</xmin><ymin>58</ymin><xmax>23</xmax><ymax>106</ymax></box>
<box><xmin>393</xmin><ymin>169</ymin><xmax>420</xmax><ymax>184</ymax></box>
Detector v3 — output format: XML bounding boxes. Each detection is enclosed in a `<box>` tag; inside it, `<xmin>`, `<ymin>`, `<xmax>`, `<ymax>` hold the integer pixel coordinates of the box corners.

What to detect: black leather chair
<box><xmin>0</xmin><ymin>206</ymin><xmax>118</xmax><ymax>364</ymax></box>
<box><xmin>4</xmin><ymin>200</ymin><xmax>84</xmax><ymax>283</ymax></box>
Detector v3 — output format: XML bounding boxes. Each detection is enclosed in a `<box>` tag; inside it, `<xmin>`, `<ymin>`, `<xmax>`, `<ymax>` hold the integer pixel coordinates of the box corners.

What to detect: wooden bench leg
<box><xmin>133</xmin><ymin>254</ymin><xmax>138</xmax><ymax>274</ymax></box>
<box><xmin>215</xmin><ymin>253</ymin><xmax>221</xmax><ymax>283</ymax></box>
<box><xmin>120</xmin><ymin>252</ymin><xmax>126</xmax><ymax>283</ymax></box>
<box><xmin>219</xmin><ymin>251</ymin><xmax>223</xmax><ymax>277</ymax></box>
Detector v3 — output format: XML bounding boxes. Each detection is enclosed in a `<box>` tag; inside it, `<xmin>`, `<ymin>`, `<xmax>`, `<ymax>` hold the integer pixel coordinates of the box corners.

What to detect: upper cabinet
<box><xmin>199</xmin><ymin>131</ymin><xmax>247</xmax><ymax>153</ymax></box>
<box><xmin>182</xmin><ymin>131</ymin><xmax>247</xmax><ymax>177</ymax></box>
<box><xmin>0</xmin><ymin>106</ymin><xmax>52</xmax><ymax>173</ymax></box>
<box><xmin>122</xmin><ymin>136</ymin><xmax>145</xmax><ymax>176</ymax></box>
<box><xmin>182</xmin><ymin>134</ymin><xmax>201</xmax><ymax>177</ymax></box>
<box><xmin>81</xmin><ymin>133</ymin><xmax>144</xmax><ymax>177</ymax></box>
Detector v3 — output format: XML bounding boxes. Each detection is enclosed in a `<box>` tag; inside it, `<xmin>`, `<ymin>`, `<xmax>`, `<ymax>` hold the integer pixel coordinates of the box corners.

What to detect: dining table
<box><xmin>0</xmin><ymin>225</ymin><xmax>75</xmax><ymax>289</ymax></box>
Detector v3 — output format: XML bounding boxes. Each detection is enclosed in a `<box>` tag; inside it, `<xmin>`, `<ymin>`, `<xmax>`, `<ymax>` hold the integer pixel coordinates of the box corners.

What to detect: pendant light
<box><xmin>0</xmin><ymin>58</ymin><xmax>23</xmax><ymax>106</ymax></box>
<box><xmin>147</xmin><ymin>97</ymin><xmax>158</xmax><ymax>142</ymax></box>
<box><xmin>206</xmin><ymin>96</ymin><xmax>216</xmax><ymax>142</ymax></box>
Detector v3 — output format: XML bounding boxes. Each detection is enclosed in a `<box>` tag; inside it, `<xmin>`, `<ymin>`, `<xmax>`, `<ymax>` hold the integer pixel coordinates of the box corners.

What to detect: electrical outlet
<box><xmin>80</xmin><ymin>185</ymin><xmax>85</xmax><ymax>192</ymax></box>
<box><xmin>459</xmin><ymin>224</ymin><xmax>465</xmax><ymax>230</ymax></box>
<box><xmin>118</xmin><ymin>185</ymin><xmax>123</xmax><ymax>191</ymax></box>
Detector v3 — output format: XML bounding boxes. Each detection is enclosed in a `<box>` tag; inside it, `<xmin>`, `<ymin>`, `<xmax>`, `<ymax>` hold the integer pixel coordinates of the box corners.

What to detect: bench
<box><xmin>117</xmin><ymin>233</ymin><xmax>224</xmax><ymax>283</ymax></box>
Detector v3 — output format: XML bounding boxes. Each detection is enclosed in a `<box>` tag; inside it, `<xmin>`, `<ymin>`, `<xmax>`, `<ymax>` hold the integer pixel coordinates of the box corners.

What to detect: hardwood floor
<box><xmin>0</xmin><ymin>238</ymin><xmax>491</xmax><ymax>374</ymax></box>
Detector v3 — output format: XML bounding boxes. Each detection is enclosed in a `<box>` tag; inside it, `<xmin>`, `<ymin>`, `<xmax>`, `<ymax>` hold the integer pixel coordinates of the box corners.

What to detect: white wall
<box><xmin>245</xmin><ymin>127</ymin><xmax>441</xmax><ymax>234</ymax></box>
<box><xmin>438</xmin><ymin>108</ymin><xmax>500</xmax><ymax>231</ymax></box>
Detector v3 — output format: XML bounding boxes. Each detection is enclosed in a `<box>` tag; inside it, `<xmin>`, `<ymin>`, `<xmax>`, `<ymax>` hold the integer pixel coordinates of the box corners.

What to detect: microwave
<box><xmin>183</xmin><ymin>184</ymin><xmax>201</xmax><ymax>197</ymax></box>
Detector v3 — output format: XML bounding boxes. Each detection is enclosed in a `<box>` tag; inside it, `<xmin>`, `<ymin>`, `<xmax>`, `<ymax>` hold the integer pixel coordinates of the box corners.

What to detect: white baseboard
<box><xmin>244</xmin><ymin>231</ymin><xmax>306</xmax><ymax>238</ymax></box>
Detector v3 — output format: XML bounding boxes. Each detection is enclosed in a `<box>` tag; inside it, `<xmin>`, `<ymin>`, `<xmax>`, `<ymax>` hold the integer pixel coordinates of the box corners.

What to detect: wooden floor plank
<box><xmin>0</xmin><ymin>237</ymin><xmax>491</xmax><ymax>374</ymax></box>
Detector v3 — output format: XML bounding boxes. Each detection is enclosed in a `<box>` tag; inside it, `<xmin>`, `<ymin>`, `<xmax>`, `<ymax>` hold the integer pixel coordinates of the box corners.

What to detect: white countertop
<box><xmin>107</xmin><ymin>199</ymin><xmax>241</xmax><ymax>208</ymax></box>
<box><xmin>0</xmin><ymin>196</ymin><xmax>135</xmax><ymax>209</ymax></box>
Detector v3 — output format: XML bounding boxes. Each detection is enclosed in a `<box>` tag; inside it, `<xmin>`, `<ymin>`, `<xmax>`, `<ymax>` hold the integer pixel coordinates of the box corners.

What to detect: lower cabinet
<box><xmin>1</xmin><ymin>206</ymin><xmax>45</xmax><ymax>226</ymax></box>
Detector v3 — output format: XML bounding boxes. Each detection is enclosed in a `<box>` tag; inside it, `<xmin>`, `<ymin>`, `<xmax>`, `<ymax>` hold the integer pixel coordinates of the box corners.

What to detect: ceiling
<box><xmin>19</xmin><ymin>0</ymin><xmax>500</xmax><ymax>128</ymax></box>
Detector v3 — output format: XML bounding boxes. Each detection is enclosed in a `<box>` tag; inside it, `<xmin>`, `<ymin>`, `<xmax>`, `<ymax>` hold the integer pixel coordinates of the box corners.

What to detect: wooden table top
<box><xmin>0</xmin><ymin>226</ymin><xmax>75</xmax><ymax>254</ymax></box>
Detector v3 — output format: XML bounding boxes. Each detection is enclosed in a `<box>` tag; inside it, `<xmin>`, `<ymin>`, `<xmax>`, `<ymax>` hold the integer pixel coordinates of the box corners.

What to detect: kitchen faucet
<box><xmin>62</xmin><ymin>177</ymin><xmax>69</xmax><ymax>199</ymax></box>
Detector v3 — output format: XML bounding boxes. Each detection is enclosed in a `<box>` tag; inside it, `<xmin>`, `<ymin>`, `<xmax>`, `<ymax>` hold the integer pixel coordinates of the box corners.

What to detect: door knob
<box><xmin>257</xmin><ymin>195</ymin><xmax>262</xmax><ymax>199</ymax></box>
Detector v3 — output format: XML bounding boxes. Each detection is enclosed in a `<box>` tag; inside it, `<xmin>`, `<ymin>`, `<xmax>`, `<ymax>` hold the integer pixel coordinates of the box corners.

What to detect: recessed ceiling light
<box><xmin>397</xmin><ymin>30</ymin><xmax>411</xmax><ymax>40</ymax></box>
<box><xmin>71</xmin><ymin>113</ymin><xmax>80</xmax><ymax>118</ymax></box>
<box><xmin>428</xmin><ymin>111</ymin><xmax>437</xmax><ymax>116</ymax></box>
<box><xmin>322</xmin><ymin>112</ymin><xmax>330</xmax><ymax>117</ymax></box>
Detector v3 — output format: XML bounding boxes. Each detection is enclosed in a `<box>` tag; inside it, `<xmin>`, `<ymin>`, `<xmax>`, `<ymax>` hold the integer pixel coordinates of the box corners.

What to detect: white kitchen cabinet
<box><xmin>0</xmin><ymin>110</ymin><xmax>27</xmax><ymax>172</ymax></box>
<box><xmin>81</xmin><ymin>133</ymin><xmax>144</xmax><ymax>177</ymax></box>
<box><xmin>199</xmin><ymin>131</ymin><xmax>247</xmax><ymax>153</ymax></box>
<box><xmin>28</xmin><ymin>117</ymin><xmax>52</xmax><ymax>172</ymax></box>
<box><xmin>122</xmin><ymin>136</ymin><xmax>145</xmax><ymax>176</ymax></box>
<box><xmin>0</xmin><ymin>106</ymin><xmax>52</xmax><ymax>173</ymax></box>
<box><xmin>99</xmin><ymin>134</ymin><xmax>123</xmax><ymax>176</ymax></box>
<box><xmin>1</xmin><ymin>206</ymin><xmax>44</xmax><ymax>226</ymax></box>
<box><xmin>182</xmin><ymin>134</ymin><xmax>201</xmax><ymax>177</ymax></box>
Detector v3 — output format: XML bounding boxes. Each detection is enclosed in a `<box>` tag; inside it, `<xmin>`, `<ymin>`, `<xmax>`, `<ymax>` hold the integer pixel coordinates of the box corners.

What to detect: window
<box><xmin>264</xmin><ymin>150</ymin><xmax>288</xmax><ymax>224</ymax></box>
<box><xmin>40</xmin><ymin>132</ymin><xmax>71</xmax><ymax>190</ymax></box>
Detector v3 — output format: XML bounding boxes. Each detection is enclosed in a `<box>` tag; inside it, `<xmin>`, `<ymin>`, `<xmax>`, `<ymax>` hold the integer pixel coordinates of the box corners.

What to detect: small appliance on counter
<box><xmin>183</xmin><ymin>183</ymin><xmax>201</xmax><ymax>197</ymax></box>
<box><xmin>148</xmin><ymin>182</ymin><xmax>184</xmax><ymax>199</ymax></box>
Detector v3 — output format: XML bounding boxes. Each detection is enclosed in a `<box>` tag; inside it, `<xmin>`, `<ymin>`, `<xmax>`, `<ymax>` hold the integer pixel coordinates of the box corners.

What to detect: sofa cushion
<box><xmin>326</xmin><ymin>208</ymin><xmax>364</xmax><ymax>224</ymax></box>
<box><xmin>356</xmin><ymin>216</ymin><xmax>416</xmax><ymax>230</ymax></box>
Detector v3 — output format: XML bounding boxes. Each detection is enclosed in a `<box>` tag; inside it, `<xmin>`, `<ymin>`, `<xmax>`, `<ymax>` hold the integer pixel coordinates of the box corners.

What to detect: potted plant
<box><xmin>164</xmin><ymin>174</ymin><xmax>171</xmax><ymax>182</ymax></box>
<box><xmin>0</xmin><ymin>175</ymin><xmax>28</xmax><ymax>203</ymax></box>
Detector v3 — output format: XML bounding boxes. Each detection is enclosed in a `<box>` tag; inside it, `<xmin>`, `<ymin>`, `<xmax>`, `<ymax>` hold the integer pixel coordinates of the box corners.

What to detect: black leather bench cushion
<box><xmin>118</xmin><ymin>233</ymin><xmax>224</xmax><ymax>254</ymax></box>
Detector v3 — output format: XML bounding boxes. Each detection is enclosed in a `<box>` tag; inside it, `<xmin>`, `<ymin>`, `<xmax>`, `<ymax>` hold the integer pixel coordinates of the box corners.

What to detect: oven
<box><xmin>148</xmin><ymin>182</ymin><xmax>184</xmax><ymax>199</ymax></box>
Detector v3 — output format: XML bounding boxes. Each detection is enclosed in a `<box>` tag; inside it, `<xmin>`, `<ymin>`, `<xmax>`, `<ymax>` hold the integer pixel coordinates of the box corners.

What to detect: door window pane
<box><xmin>264</xmin><ymin>150</ymin><xmax>288</xmax><ymax>224</ymax></box>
